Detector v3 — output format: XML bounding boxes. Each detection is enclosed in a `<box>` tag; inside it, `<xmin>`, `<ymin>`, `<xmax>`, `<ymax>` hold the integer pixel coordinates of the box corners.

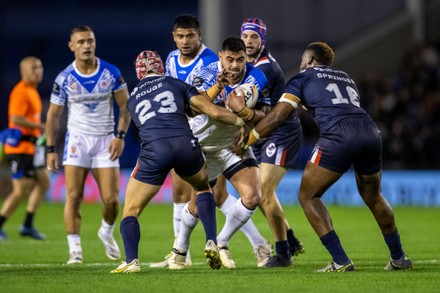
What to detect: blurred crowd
<box><xmin>353</xmin><ymin>41</ymin><xmax>440</xmax><ymax>169</ymax></box>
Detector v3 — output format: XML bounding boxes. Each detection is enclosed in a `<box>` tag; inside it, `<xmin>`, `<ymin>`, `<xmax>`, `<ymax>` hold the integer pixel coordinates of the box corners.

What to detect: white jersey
<box><xmin>191</xmin><ymin>61</ymin><xmax>269</xmax><ymax>153</ymax></box>
<box><xmin>165</xmin><ymin>44</ymin><xmax>218</xmax><ymax>85</ymax></box>
<box><xmin>190</xmin><ymin>61</ymin><xmax>270</xmax><ymax>180</ymax></box>
<box><xmin>50</xmin><ymin>58</ymin><xmax>127</xmax><ymax>136</ymax></box>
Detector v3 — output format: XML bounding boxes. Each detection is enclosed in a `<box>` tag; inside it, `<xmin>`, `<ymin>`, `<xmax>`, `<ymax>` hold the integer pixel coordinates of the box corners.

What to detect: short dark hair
<box><xmin>173</xmin><ymin>14</ymin><xmax>200</xmax><ymax>30</ymax></box>
<box><xmin>221</xmin><ymin>36</ymin><xmax>246</xmax><ymax>52</ymax></box>
<box><xmin>70</xmin><ymin>25</ymin><xmax>93</xmax><ymax>37</ymax></box>
<box><xmin>306</xmin><ymin>42</ymin><xmax>334</xmax><ymax>66</ymax></box>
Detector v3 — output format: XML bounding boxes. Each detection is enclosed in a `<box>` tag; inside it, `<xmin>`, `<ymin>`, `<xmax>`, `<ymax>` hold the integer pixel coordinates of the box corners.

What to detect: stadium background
<box><xmin>1</xmin><ymin>0</ymin><xmax>439</xmax><ymax>204</ymax></box>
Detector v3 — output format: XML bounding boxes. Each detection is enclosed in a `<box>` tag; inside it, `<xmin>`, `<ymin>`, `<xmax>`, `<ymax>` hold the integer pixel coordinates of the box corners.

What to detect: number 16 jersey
<box><xmin>284</xmin><ymin>65</ymin><xmax>369</xmax><ymax>133</ymax></box>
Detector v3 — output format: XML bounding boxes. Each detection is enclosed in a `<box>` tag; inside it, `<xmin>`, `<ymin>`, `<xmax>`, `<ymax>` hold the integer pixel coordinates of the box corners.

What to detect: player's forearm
<box><xmin>209</xmin><ymin>105</ymin><xmax>244</xmax><ymax>127</ymax></box>
<box><xmin>45</xmin><ymin>108</ymin><xmax>62</xmax><ymax>146</ymax></box>
<box><xmin>203</xmin><ymin>83</ymin><xmax>223</xmax><ymax>102</ymax></box>
<box><xmin>116</xmin><ymin>107</ymin><xmax>131</xmax><ymax>133</ymax></box>
<box><xmin>242</xmin><ymin>104</ymin><xmax>293</xmax><ymax>149</ymax></box>
<box><xmin>11</xmin><ymin>115</ymin><xmax>44</xmax><ymax>130</ymax></box>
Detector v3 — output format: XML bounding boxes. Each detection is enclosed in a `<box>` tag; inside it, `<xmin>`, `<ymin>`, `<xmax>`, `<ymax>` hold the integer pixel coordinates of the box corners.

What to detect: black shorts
<box><xmin>6</xmin><ymin>154</ymin><xmax>36</xmax><ymax>179</ymax></box>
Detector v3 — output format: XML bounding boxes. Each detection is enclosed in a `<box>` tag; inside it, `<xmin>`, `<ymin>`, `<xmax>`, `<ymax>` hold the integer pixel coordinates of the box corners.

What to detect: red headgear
<box><xmin>135</xmin><ymin>50</ymin><xmax>164</xmax><ymax>80</ymax></box>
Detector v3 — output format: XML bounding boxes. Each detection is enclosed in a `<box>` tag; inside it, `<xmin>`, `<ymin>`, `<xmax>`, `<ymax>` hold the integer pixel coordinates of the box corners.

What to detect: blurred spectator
<box><xmin>355</xmin><ymin>41</ymin><xmax>440</xmax><ymax>169</ymax></box>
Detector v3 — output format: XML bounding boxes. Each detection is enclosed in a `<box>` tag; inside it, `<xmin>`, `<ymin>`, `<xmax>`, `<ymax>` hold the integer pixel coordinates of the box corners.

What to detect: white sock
<box><xmin>220</xmin><ymin>194</ymin><xmax>266</xmax><ymax>247</ymax></box>
<box><xmin>99</xmin><ymin>219</ymin><xmax>115</xmax><ymax>237</ymax></box>
<box><xmin>217</xmin><ymin>199</ymin><xmax>255</xmax><ymax>247</ymax></box>
<box><xmin>67</xmin><ymin>234</ymin><xmax>82</xmax><ymax>254</ymax></box>
<box><xmin>175</xmin><ymin>202</ymin><xmax>199</xmax><ymax>253</ymax></box>
<box><xmin>173</xmin><ymin>203</ymin><xmax>186</xmax><ymax>237</ymax></box>
<box><xmin>219</xmin><ymin>194</ymin><xmax>237</xmax><ymax>215</ymax></box>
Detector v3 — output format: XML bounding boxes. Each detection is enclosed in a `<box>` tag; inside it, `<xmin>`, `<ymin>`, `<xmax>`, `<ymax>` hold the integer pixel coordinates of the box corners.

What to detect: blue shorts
<box><xmin>132</xmin><ymin>136</ymin><xmax>205</xmax><ymax>185</ymax></box>
<box><xmin>310</xmin><ymin>117</ymin><xmax>382</xmax><ymax>175</ymax></box>
<box><xmin>252</xmin><ymin>124</ymin><xmax>302</xmax><ymax>169</ymax></box>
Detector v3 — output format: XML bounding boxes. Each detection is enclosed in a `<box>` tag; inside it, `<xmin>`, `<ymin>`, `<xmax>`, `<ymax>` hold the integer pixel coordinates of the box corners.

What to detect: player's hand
<box><xmin>46</xmin><ymin>153</ymin><xmax>59</xmax><ymax>173</ymax></box>
<box><xmin>226</xmin><ymin>90</ymin><xmax>245</xmax><ymax>113</ymax></box>
<box><xmin>108</xmin><ymin>138</ymin><xmax>125</xmax><ymax>161</ymax></box>
<box><xmin>216</xmin><ymin>70</ymin><xmax>230</xmax><ymax>88</ymax></box>
<box><xmin>231</xmin><ymin>127</ymin><xmax>246</xmax><ymax>158</ymax></box>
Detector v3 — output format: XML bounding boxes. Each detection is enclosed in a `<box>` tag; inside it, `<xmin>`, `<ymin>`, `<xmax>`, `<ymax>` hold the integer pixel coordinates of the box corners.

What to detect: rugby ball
<box><xmin>235</xmin><ymin>83</ymin><xmax>259</xmax><ymax>109</ymax></box>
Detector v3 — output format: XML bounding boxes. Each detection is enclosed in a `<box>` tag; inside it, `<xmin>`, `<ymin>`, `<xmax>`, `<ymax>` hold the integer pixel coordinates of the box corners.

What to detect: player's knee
<box><xmin>102</xmin><ymin>196</ymin><xmax>119</xmax><ymax>208</ymax></box>
<box><xmin>241</xmin><ymin>193</ymin><xmax>261</xmax><ymax>209</ymax></box>
<box><xmin>65</xmin><ymin>191</ymin><xmax>84</xmax><ymax>207</ymax></box>
<box><xmin>298</xmin><ymin>190</ymin><xmax>312</xmax><ymax>207</ymax></box>
<box><xmin>38</xmin><ymin>179</ymin><xmax>50</xmax><ymax>192</ymax></box>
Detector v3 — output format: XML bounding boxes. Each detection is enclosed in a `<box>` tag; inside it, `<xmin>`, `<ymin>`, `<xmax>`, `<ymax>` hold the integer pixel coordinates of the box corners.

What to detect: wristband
<box><xmin>235</xmin><ymin>117</ymin><xmax>244</xmax><ymax>127</ymax></box>
<box><xmin>237</xmin><ymin>106</ymin><xmax>255</xmax><ymax>121</ymax></box>
<box><xmin>115</xmin><ymin>130</ymin><xmax>126</xmax><ymax>139</ymax></box>
<box><xmin>205</xmin><ymin>84</ymin><xmax>223</xmax><ymax>101</ymax></box>
<box><xmin>240</xmin><ymin>128</ymin><xmax>260</xmax><ymax>150</ymax></box>
<box><xmin>46</xmin><ymin>145</ymin><xmax>56</xmax><ymax>153</ymax></box>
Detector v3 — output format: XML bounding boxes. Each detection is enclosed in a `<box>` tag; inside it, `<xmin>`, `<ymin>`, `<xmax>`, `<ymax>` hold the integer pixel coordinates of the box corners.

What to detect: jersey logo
<box><xmin>52</xmin><ymin>83</ymin><xmax>60</xmax><ymax>95</ymax></box>
<box><xmin>70</xmin><ymin>145</ymin><xmax>78</xmax><ymax>159</ymax></box>
<box><xmin>192</xmin><ymin>77</ymin><xmax>204</xmax><ymax>87</ymax></box>
<box><xmin>83</xmin><ymin>102</ymin><xmax>99</xmax><ymax>113</ymax></box>
<box><xmin>266</xmin><ymin>142</ymin><xmax>276</xmax><ymax>157</ymax></box>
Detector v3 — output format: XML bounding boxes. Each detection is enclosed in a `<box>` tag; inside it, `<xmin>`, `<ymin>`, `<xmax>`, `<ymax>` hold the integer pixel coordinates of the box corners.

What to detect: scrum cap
<box><xmin>135</xmin><ymin>50</ymin><xmax>164</xmax><ymax>80</ymax></box>
<box><xmin>240</xmin><ymin>17</ymin><xmax>267</xmax><ymax>48</ymax></box>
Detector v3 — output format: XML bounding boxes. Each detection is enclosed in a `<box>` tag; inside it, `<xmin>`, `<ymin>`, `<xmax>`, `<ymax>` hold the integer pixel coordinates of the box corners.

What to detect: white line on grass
<box><xmin>0</xmin><ymin>262</ymin><xmax>206</xmax><ymax>268</ymax></box>
<box><xmin>0</xmin><ymin>259</ymin><xmax>437</xmax><ymax>268</ymax></box>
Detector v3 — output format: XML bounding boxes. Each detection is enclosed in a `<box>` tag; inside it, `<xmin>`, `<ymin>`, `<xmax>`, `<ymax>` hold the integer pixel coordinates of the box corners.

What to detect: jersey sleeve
<box><xmin>50</xmin><ymin>72</ymin><xmax>68</xmax><ymax>106</ymax></box>
<box><xmin>184</xmin><ymin>83</ymin><xmax>201</xmax><ymax>101</ymax></box>
<box><xmin>165</xmin><ymin>50</ymin><xmax>179</xmax><ymax>78</ymax></box>
<box><xmin>283</xmin><ymin>73</ymin><xmax>304</xmax><ymax>103</ymax></box>
<box><xmin>165</xmin><ymin>52</ymin><xmax>173</xmax><ymax>77</ymax></box>
<box><xmin>109</xmin><ymin>66</ymin><xmax>127</xmax><ymax>92</ymax></box>
<box><xmin>248</xmin><ymin>66</ymin><xmax>271</xmax><ymax>106</ymax></box>
<box><xmin>192</xmin><ymin>62</ymin><xmax>217</xmax><ymax>91</ymax></box>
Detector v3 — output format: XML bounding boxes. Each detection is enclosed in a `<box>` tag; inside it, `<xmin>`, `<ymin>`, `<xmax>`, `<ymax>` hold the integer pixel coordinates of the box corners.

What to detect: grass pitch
<box><xmin>0</xmin><ymin>202</ymin><xmax>439</xmax><ymax>292</ymax></box>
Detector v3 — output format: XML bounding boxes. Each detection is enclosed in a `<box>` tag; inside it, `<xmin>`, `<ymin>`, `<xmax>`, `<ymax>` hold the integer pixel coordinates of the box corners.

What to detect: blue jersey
<box><xmin>50</xmin><ymin>58</ymin><xmax>127</xmax><ymax>135</ymax></box>
<box><xmin>251</xmin><ymin>49</ymin><xmax>302</xmax><ymax>168</ymax></box>
<box><xmin>192</xmin><ymin>61</ymin><xmax>270</xmax><ymax>106</ymax></box>
<box><xmin>127</xmin><ymin>75</ymin><xmax>200</xmax><ymax>146</ymax></box>
<box><xmin>165</xmin><ymin>44</ymin><xmax>218</xmax><ymax>85</ymax></box>
<box><xmin>252</xmin><ymin>49</ymin><xmax>285</xmax><ymax>107</ymax></box>
<box><xmin>252</xmin><ymin>49</ymin><xmax>300</xmax><ymax>136</ymax></box>
<box><xmin>284</xmin><ymin>66</ymin><xmax>369</xmax><ymax>133</ymax></box>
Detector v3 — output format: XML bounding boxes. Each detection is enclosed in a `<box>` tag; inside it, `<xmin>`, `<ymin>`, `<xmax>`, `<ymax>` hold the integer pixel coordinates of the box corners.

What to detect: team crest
<box><xmin>265</xmin><ymin>143</ymin><xmax>276</xmax><ymax>157</ymax></box>
<box><xmin>84</xmin><ymin>102</ymin><xmax>99</xmax><ymax>113</ymax></box>
<box><xmin>70</xmin><ymin>145</ymin><xmax>78</xmax><ymax>158</ymax></box>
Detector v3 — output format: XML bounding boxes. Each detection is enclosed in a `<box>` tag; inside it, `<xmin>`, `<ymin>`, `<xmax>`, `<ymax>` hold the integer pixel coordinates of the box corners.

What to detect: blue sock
<box><xmin>383</xmin><ymin>229</ymin><xmax>404</xmax><ymax>260</ymax></box>
<box><xmin>275</xmin><ymin>240</ymin><xmax>291</xmax><ymax>259</ymax></box>
<box><xmin>320</xmin><ymin>230</ymin><xmax>350</xmax><ymax>265</ymax></box>
<box><xmin>120</xmin><ymin>216</ymin><xmax>140</xmax><ymax>263</ymax></box>
<box><xmin>196</xmin><ymin>192</ymin><xmax>217</xmax><ymax>244</ymax></box>
<box><xmin>286</xmin><ymin>228</ymin><xmax>300</xmax><ymax>248</ymax></box>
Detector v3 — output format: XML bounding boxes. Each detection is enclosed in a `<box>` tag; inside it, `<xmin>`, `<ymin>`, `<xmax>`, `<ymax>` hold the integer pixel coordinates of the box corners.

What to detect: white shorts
<box><xmin>62</xmin><ymin>131</ymin><xmax>119</xmax><ymax>169</ymax></box>
<box><xmin>204</xmin><ymin>147</ymin><xmax>255</xmax><ymax>182</ymax></box>
<box><xmin>33</xmin><ymin>145</ymin><xmax>46</xmax><ymax>168</ymax></box>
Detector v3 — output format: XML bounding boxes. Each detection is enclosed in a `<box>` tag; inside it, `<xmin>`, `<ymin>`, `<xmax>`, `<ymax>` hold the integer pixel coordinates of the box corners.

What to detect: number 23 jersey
<box><xmin>126</xmin><ymin>75</ymin><xmax>199</xmax><ymax>146</ymax></box>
